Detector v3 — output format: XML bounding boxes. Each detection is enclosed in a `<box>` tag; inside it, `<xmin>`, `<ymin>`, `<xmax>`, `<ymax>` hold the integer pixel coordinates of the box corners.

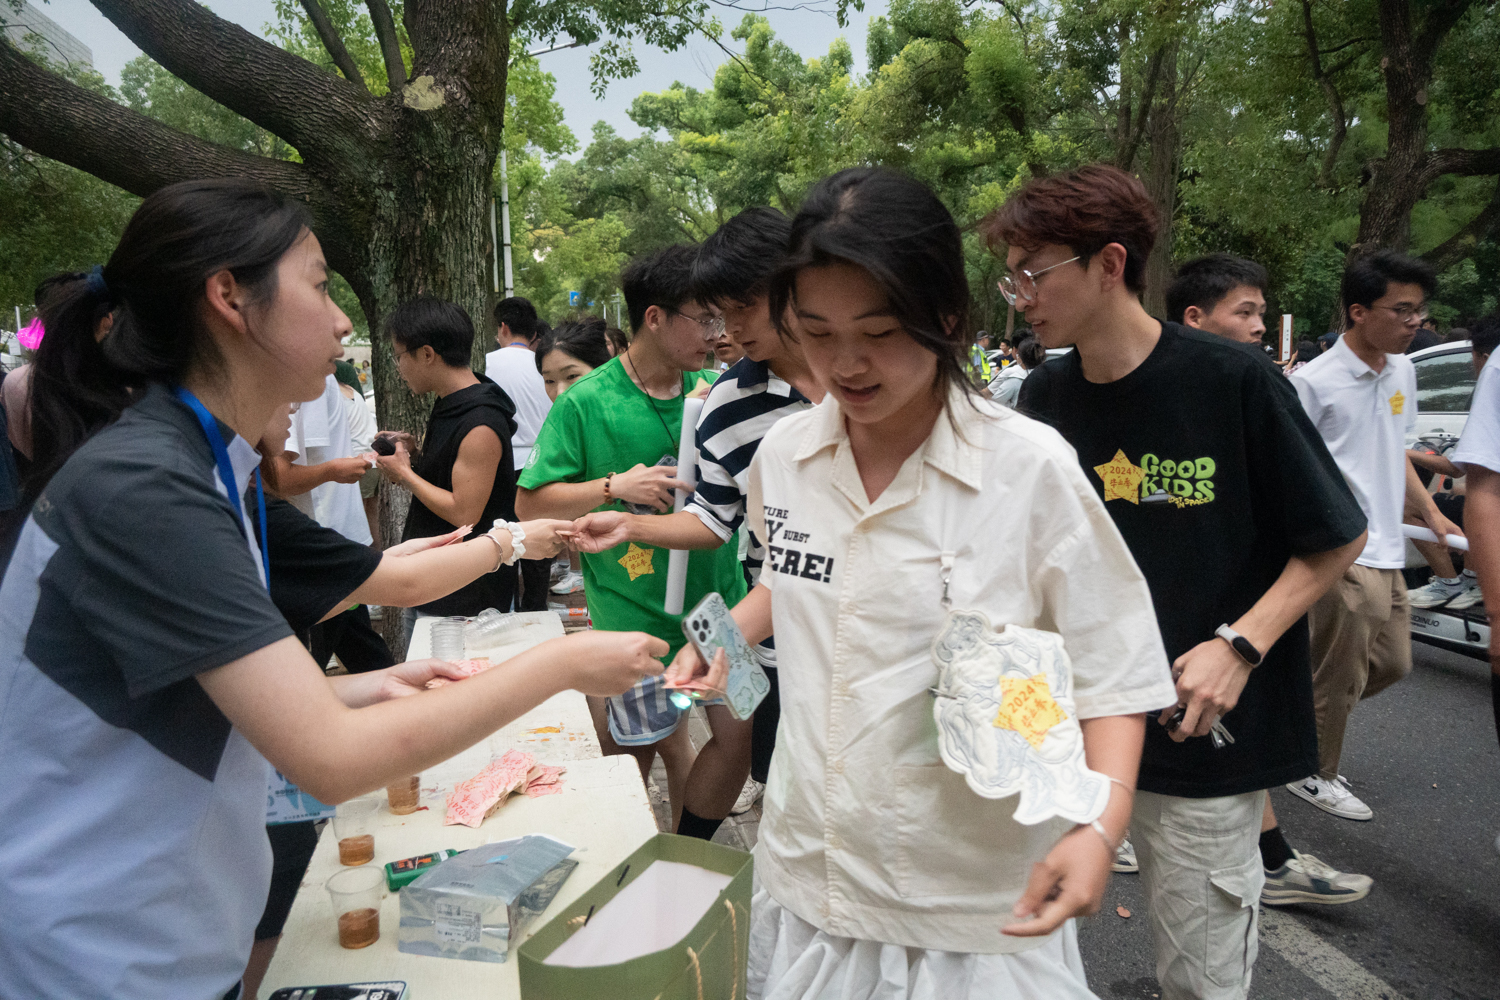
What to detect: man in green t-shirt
<box><xmin>517</xmin><ymin>244</ymin><xmax>747</xmax><ymax>831</ymax></box>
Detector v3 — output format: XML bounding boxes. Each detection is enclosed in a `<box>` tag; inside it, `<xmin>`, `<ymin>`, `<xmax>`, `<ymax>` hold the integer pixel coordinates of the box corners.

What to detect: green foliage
<box><xmin>0</xmin><ymin>53</ymin><xmax>136</xmax><ymax>321</ymax></box>
<box><xmin>268</xmin><ymin>0</ymin><xmax>411</xmax><ymax>95</ymax></box>
<box><xmin>523</xmin><ymin>0</ymin><xmax>1500</xmax><ymax>338</ymax></box>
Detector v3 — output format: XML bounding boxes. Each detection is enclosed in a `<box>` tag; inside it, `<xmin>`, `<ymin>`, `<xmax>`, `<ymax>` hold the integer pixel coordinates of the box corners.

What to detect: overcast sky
<box><xmin>34</xmin><ymin>0</ymin><xmax>889</xmax><ymax>151</ymax></box>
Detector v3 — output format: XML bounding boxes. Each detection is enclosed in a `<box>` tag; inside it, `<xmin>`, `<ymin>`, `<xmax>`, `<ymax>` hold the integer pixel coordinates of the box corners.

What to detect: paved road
<box><xmin>1079</xmin><ymin>639</ymin><xmax>1500</xmax><ymax>999</ymax></box>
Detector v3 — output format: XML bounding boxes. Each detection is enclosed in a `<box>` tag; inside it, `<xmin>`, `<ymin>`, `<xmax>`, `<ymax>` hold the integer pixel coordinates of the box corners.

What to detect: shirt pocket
<box><xmin>890</xmin><ymin>762</ymin><xmax>1061</xmax><ymax>901</ymax></box>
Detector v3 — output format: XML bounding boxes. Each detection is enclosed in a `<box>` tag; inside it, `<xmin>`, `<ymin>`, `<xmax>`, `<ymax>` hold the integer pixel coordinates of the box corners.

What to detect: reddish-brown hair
<box><xmin>980</xmin><ymin>164</ymin><xmax>1159</xmax><ymax>294</ymax></box>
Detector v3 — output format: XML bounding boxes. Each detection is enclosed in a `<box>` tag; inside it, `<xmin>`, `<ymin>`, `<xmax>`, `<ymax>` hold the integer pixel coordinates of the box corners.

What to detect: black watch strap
<box><xmin>1215</xmin><ymin>624</ymin><xmax>1262</xmax><ymax>666</ymax></box>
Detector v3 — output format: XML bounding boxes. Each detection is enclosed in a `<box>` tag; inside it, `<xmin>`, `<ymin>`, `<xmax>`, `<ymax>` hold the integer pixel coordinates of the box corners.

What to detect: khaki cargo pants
<box><xmin>1308</xmin><ymin>564</ymin><xmax>1412</xmax><ymax>779</ymax></box>
<box><xmin>1133</xmin><ymin>789</ymin><xmax>1267</xmax><ymax>1000</ymax></box>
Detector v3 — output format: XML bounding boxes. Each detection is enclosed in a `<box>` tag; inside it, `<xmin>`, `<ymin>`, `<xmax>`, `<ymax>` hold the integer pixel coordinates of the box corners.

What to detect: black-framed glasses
<box><xmin>998</xmin><ymin>256</ymin><xmax>1081</xmax><ymax>306</ymax></box>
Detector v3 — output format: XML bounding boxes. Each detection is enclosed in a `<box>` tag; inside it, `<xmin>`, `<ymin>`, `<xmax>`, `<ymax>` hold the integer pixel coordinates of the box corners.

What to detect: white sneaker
<box><xmin>1112</xmin><ymin>837</ymin><xmax>1138</xmax><ymax>873</ymax></box>
<box><xmin>550</xmin><ymin>570</ymin><xmax>584</xmax><ymax>595</ymax></box>
<box><xmin>1286</xmin><ymin>774</ymin><xmax>1373</xmax><ymax>821</ymax></box>
<box><xmin>1261</xmin><ymin>849</ymin><xmax>1373</xmax><ymax>906</ymax></box>
<box><xmin>1408</xmin><ymin>576</ymin><xmax>1465</xmax><ymax>608</ymax></box>
<box><xmin>730</xmin><ymin>778</ymin><xmax>764</xmax><ymax>816</ymax></box>
<box><xmin>1449</xmin><ymin>579</ymin><xmax>1484</xmax><ymax>610</ymax></box>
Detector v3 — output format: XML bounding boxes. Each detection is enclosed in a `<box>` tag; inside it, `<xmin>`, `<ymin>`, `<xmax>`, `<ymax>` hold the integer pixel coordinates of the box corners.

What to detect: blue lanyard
<box><xmin>173</xmin><ymin>386</ymin><xmax>270</xmax><ymax>589</ymax></box>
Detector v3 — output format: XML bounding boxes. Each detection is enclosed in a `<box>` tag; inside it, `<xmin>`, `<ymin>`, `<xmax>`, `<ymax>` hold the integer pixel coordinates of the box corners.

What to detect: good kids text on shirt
<box><xmin>1093</xmin><ymin>450</ymin><xmax>1217</xmax><ymax>508</ymax></box>
<box><xmin>763</xmin><ymin>505</ymin><xmax>836</xmax><ymax>583</ymax></box>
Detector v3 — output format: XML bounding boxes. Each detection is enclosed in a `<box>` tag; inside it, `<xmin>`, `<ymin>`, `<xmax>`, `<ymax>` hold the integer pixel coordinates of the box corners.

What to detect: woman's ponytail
<box><xmin>20</xmin><ymin>178</ymin><xmax>311</xmax><ymax>500</ymax></box>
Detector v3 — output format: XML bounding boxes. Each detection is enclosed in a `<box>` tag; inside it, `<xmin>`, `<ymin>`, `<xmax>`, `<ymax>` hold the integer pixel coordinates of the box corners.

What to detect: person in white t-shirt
<box><xmin>1447</xmin><ymin>315</ymin><xmax>1500</xmax><ymax>854</ymax></box>
<box><xmin>667</xmin><ymin>168</ymin><xmax>1175</xmax><ymax>1000</ymax></box>
<box><xmin>1289</xmin><ymin>250</ymin><xmax>1463</xmax><ymax>821</ymax></box>
<box><xmin>334</xmin><ymin>360</ymin><xmax>382</xmax><ymax>545</ymax></box>
<box><xmin>282</xmin><ymin>372</ymin><xmax>391</xmax><ymax>673</ymax></box>
<box><xmin>485</xmin><ymin>297</ymin><xmax>555</xmax><ymax>611</ymax></box>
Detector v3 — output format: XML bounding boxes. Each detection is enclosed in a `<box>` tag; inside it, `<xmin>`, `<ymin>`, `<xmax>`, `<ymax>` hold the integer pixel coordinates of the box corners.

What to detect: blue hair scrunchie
<box><xmin>85</xmin><ymin>264</ymin><xmax>108</xmax><ymax>298</ymax></box>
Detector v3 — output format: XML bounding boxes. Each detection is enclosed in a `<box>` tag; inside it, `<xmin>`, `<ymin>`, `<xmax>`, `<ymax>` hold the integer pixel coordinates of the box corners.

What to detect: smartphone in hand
<box><xmin>677</xmin><ymin>592</ymin><xmax>770</xmax><ymax>720</ymax></box>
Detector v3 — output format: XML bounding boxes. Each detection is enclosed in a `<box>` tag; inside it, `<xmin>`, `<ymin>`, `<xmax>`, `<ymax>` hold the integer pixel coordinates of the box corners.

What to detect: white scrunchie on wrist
<box><xmin>488</xmin><ymin>519</ymin><xmax>526</xmax><ymax>567</ymax></box>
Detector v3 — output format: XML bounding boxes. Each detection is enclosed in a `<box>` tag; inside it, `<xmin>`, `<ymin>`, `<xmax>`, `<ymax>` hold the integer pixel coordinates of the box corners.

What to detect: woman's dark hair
<box><xmin>1015</xmin><ymin>336</ymin><xmax>1047</xmax><ymax>369</ymax></box>
<box><xmin>24</xmin><ymin>178</ymin><xmax>311</xmax><ymax>500</ymax></box>
<box><xmin>535</xmin><ymin>316</ymin><xmax>613</xmax><ymax>373</ymax></box>
<box><xmin>605</xmin><ymin>325</ymin><xmax>630</xmax><ymax>356</ymax></box>
<box><xmin>1296</xmin><ymin>338</ymin><xmax>1320</xmax><ymax>360</ymax></box>
<box><xmin>768</xmin><ymin>167</ymin><xmax>971</xmax><ymax>406</ymax></box>
<box><xmin>385</xmin><ymin>297</ymin><xmax>476</xmax><ymax>368</ymax></box>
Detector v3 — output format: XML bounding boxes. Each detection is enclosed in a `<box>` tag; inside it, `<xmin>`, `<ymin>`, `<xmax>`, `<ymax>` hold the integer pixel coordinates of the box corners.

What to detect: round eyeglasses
<box><xmin>997</xmin><ymin>256</ymin><xmax>1081</xmax><ymax>306</ymax></box>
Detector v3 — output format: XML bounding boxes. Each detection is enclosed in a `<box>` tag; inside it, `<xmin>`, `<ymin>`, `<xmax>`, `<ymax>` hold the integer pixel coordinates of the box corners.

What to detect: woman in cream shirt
<box><xmin>667</xmin><ymin>168</ymin><xmax>1176</xmax><ymax>999</ymax></box>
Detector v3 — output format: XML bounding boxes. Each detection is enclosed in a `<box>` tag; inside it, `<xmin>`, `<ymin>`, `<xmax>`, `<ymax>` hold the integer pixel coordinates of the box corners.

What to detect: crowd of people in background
<box><xmin>0</xmin><ymin>161</ymin><xmax>1496</xmax><ymax>1000</ymax></box>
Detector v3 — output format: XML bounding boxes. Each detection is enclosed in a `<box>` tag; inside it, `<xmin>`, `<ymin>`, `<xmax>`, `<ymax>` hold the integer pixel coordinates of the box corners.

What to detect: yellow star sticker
<box><xmin>1093</xmin><ymin>448</ymin><xmax>1145</xmax><ymax>505</ymax></box>
<box><xmin>993</xmin><ymin>675</ymin><xmax>1068</xmax><ymax>749</ymax></box>
<box><xmin>617</xmin><ymin>542</ymin><xmax>656</xmax><ymax>582</ymax></box>
<box><xmin>1389</xmin><ymin>390</ymin><xmax>1405</xmax><ymax>416</ymax></box>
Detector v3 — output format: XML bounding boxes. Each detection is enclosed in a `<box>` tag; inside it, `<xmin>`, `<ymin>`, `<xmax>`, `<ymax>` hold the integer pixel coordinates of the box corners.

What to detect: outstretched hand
<box><xmin>568</xmin><ymin>512</ymin><xmax>634</xmax><ymax>553</ymax></box>
<box><xmin>373</xmin><ymin>658</ymin><xmax>473</xmax><ymax>701</ymax></box>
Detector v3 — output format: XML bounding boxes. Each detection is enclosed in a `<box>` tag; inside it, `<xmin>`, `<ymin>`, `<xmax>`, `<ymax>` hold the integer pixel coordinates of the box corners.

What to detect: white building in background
<box><xmin>3</xmin><ymin>2</ymin><xmax>93</xmax><ymax>68</ymax></box>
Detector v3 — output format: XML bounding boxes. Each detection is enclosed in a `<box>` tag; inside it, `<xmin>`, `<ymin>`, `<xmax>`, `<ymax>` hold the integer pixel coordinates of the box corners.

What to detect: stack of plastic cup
<box><xmin>465</xmin><ymin>607</ymin><xmax>521</xmax><ymax>645</ymax></box>
<box><xmin>429</xmin><ymin>617</ymin><xmax>467</xmax><ymax>662</ymax></box>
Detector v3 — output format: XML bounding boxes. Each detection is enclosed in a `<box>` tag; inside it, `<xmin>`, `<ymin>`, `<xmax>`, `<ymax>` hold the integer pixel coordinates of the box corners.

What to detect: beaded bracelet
<box><xmin>604</xmin><ymin>471</ymin><xmax>615</xmax><ymax>503</ymax></box>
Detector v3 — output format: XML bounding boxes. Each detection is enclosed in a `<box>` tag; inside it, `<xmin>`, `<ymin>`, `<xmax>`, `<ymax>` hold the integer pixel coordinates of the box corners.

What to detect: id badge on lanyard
<box><xmin>174</xmin><ymin>389</ymin><xmax>333</xmax><ymax>823</ymax></box>
<box><xmin>172</xmin><ymin>386</ymin><xmax>269</xmax><ymax>586</ymax></box>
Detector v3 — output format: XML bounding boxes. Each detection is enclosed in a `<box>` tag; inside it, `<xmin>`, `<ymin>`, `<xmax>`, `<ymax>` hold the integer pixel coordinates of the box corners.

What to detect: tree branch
<box><xmin>1421</xmin><ymin>178</ymin><xmax>1500</xmax><ymax>273</ymax></box>
<box><xmin>1413</xmin><ymin>0</ymin><xmax>1479</xmax><ymax>73</ymax></box>
<box><xmin>299</xmin><ymin>0</ymin><xmax>370</xmax><ymax>92</ymax></box>
<box><xmin>366</xmin><ymin>0</ymin><xmax>407</xmax><ymax>92</ymax></box>
<box><xmin>1302</xmin><ymin>0</ymin><xmax>1350</xmax><ymax>188</ymax></box>
<box><xmin>1419</xmin><ymin>146</ymin><xmax>1500</xmax><ymax>189</ymax></box>
<box><xmin>1116</xmin><ymin>43</ymin><xmax>1164</xmax><ymax>173</ymax></box>
<box><xmin>0</xmin><ymin>41</ymin><xmax>360</xmax><ymax>277</ymax></box>
<box><xmin>90</xmin><ymin>0</ymin><xmax>377</xmax><ymax>162</ymax></box>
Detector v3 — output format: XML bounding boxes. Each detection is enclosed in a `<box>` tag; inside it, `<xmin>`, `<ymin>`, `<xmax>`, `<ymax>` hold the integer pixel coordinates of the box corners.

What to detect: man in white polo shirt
<box><xmin>1289</xmin><ymin>250</ymin><xmax>1461</xmax><ymax>821</ymax></box>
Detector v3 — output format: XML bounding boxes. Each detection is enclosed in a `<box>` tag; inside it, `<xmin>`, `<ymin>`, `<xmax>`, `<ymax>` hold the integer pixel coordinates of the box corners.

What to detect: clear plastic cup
<box><xmin>386</xmin><ymin>775</ymin><xmax>420</xmax><ymax>815</ymax></box>
<box><xmin>326</xmin><ymin>865</ymin><xmax>383</xmax><ymax>949</ymax></box>
<box><xmin>333</xmin><ymin>798</ymin><xmax>380</xmax><ymax>866</ymax></box>
<box><xmin>430</xmin><ymin>617</ymin><xmax>467</xmax><ymax>662</ymax></box>
<box><xmin>465</xmin><ymin>608</ymin><xmax>521</xmax><ymax>645</ymax></box>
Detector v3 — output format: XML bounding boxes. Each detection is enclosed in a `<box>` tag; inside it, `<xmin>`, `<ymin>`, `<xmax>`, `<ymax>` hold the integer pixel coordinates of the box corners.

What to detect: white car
<box><xmin>1406</xmin><ymin>339</ymin><xmax>1477</xmax><ymax>446</ymax></box>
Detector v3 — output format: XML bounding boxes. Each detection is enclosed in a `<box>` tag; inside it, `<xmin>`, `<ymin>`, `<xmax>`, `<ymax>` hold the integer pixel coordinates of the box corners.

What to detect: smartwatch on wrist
<box><xmin>1214</xmin><ymin>624</ymin><xmax>1262</xmax><ymax>667</ymax></box>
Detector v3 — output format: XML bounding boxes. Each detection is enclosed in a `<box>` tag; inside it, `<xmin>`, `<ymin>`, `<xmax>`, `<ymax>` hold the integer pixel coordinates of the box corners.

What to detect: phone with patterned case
<box><xmin>680</xmin><ymin>592</ymin><xmax>771</xmax><ymax>720</ymax></box>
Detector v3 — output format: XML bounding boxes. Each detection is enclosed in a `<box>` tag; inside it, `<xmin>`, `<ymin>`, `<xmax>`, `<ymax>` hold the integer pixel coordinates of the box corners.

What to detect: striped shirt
<box><xmin>686</xmin><ymin>358</ymin><xmax>813</xmax><ymax>663</ymax></box>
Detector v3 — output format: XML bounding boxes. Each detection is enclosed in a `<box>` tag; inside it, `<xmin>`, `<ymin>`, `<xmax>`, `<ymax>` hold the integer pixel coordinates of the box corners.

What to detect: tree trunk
<box><xmin>1354</xmin><ymin>0</ymin><xmax>1486</xmax><ymax>254</ymax></box>
<box><xmin>1355</xmin><ymin>2</ymin><xmax>1431</xmax><ymax>251</ymax></box>
<box><xmin>1142</xmin><ymin>41</ymin><xmax>1180</xmax><ymax>318</ymax></box>
<box><xmin>1</xmin><ymin>0</ymin><xmax>514</xmax><ymax>659</ymax></box>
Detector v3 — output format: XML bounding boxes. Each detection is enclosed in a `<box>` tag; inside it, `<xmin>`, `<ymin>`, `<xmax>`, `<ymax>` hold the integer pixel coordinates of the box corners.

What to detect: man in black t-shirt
<box><xmin>985</xmin><ymin>165</ymin><xmax>1368</xmax><ymax>1000</ymax></box>
<box><xmin>376</xmin><ymin>298</ymin><xmax>523</xmax><ymax>639</ymax></box>
<box><xmin>1168</xmin><ymin>253</ymin><xmax>1376</xmax><ymax>903</ymax></box>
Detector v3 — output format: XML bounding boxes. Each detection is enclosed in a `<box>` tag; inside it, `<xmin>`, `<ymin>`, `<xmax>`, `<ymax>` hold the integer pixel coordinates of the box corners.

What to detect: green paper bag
<box><xmin>518</xmin><ymin>833</ymin><xmax>752</xmax><ymax>1000</ymax></box>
